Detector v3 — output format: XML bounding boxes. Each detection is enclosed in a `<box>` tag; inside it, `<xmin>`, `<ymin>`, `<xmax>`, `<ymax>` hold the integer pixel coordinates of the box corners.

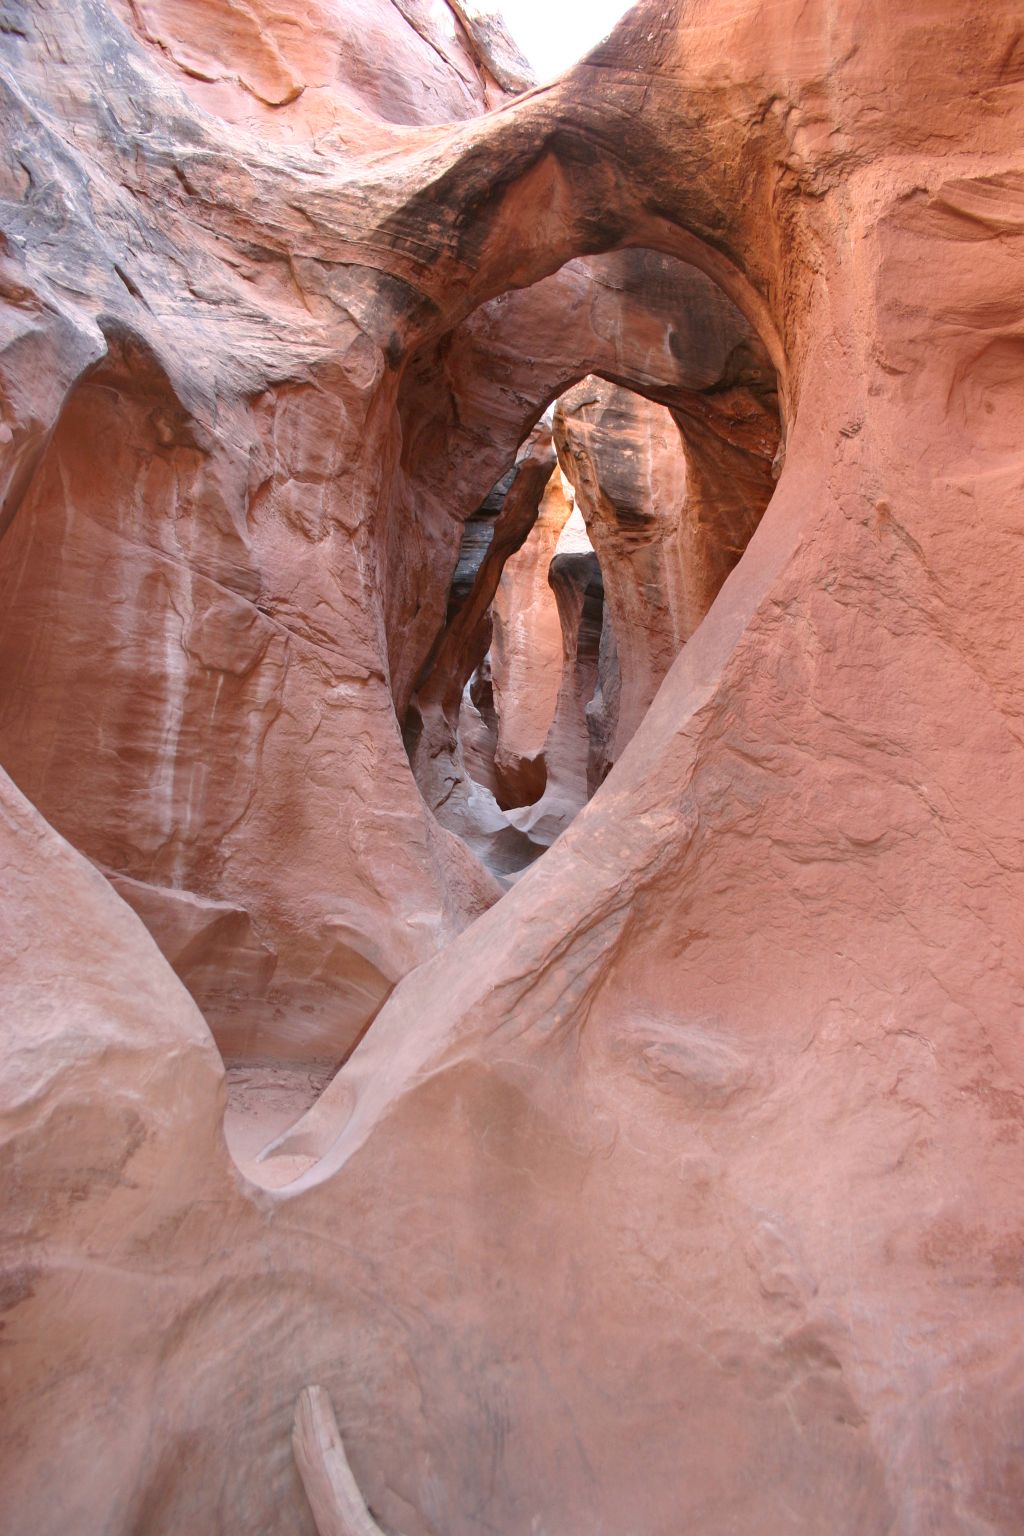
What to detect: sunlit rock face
<box><xmin>555</xmin><ymin>379</ymin><xmax>699</xmax><ymax>766</ymax></box>
<box><xmin>503</xmin><ymin>512</ymin><xmax>606</xmax><ymax>848</ymax></box>
<box><xmin>487</xmin><ymin>467</ymin><xmax>574</xmax><ymax>809</ymax></box>
<box><xmin>4</xmin><ymin>1</ymin><xmax>1024</xmax><ymax>1534</ymax></box>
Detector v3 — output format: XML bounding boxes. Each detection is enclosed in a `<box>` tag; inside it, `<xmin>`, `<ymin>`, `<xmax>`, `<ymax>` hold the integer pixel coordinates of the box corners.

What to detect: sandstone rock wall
<box><xmin>3</xmin><ymin>1</ymin><xmax>1024</xmax><ymax>1533</ymax></box>
<box><xmin>0</xmin><ymin>0</ymin><xmax>777</xmax><ymax>1056</ymax></box>
<box><xmin>505</xmin><ymin>534</ymin><xmax>606</xmax><ymax>847</ymax></box>
<box><xmin>556</xmin><ymin>379</ymin><xmax>693</xmax><ymax>762</ymax></box>
<box><xmin>487</xmin><ymin>467</ymin><xmax>574</xmax><ymax>808</ymax></box>
<box><xmin>0</xmin><ymin>0</ymin><xmax>516</xmax><ymax>1060</ymax></box>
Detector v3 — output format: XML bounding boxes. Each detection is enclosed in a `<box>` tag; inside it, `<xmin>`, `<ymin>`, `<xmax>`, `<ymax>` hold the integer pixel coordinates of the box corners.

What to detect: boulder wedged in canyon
<box><xmin>3</xmin><ymin>0</ymin><xmax>1024</xmax><ymax>1533</ymax></box>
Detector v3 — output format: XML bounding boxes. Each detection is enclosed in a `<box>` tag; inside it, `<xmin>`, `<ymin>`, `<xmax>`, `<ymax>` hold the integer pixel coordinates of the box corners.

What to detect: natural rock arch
<box><xmin>2</xmin><ymin>2</ymin><xmax>1024</xmax><ymax>1534</ymax></box>
<box><xmin>395</xmin><ymin>244</ymin><xmax>779</xmax><ymax>874</ymax></box>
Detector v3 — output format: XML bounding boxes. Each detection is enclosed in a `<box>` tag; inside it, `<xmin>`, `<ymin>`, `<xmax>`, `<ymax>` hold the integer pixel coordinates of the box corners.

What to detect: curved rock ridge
<box><xmin>3</xmin><ymin>1</ymin><xmax>1024</xmax><ymax>1533</ymax></box>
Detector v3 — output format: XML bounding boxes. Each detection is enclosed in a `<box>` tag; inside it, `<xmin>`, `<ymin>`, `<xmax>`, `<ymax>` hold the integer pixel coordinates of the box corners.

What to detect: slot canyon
<box><xmin>1</xmin><ymin>0</ymin><xmax>1023</xmax><ymax>1532</ymax></box>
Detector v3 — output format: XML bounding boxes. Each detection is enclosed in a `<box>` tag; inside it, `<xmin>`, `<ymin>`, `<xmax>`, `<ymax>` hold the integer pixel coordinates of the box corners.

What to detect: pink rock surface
<box><xmin>114</xmin><ymin>0</ymin><xmax>529</xmax><ymax>135</ymax></box>
<box><xmin>488</xmin><ymin>467</ymin><xmax>574</xmax><ymax>807</ymax></box>
<box><xmin>387</xmin><ymin>245</ymin><xmax>777</xmax><ymax>724</ymax></box>
<box><xmin>2</xmin><ymin>0</ymin><xmax>1024</xmax><ymax>1533</ymax></box>
<box><xmin>505</xmin><ymin>535</ymin><xmax>605</xmax><ymax>846</ymax></box>
<box><xmin>556</xmin><ymin>379</ymin><xmax>698</xmax><ymax>764</ymax></box>
<box><xmin>0</xmin><ymin>324</ymin><xmax>499</xmax><ymax>1056</ymax></box>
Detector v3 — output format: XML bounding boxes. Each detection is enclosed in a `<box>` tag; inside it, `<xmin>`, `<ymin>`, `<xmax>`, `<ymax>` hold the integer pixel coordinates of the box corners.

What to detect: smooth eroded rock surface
<box><xmin>3</xmin><ymin>1</ymin><xmax>1024</xmax><ymax>1533</ymax></box>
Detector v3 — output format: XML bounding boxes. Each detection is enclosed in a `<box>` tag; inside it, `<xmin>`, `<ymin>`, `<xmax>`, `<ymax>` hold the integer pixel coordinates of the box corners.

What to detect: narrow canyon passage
<box><xmin>407</xmin><ymin>361</ymin><xmax>776</xmax><ymax>886</ymax></box>
<box><xmin>230</xmin><ymin>324</ymin><xmax>778</xmax><ymax>1169</ymax></box>
<box><xmin>3</xmin><ymin>1</ymin><xmax>1024</xmax><ymax>1534</ymax></box>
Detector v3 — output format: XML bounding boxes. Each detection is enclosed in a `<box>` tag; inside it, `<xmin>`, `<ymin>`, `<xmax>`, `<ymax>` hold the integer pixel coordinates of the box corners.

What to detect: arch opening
<box><xmin>236</xmin><ymin>240</ymin><xmax>784</xmax><ymax>1186</ymax></box>
<box><xmin>394</xmin><ymin>246</ymin><xmax>782</xmax><ymax>888</ymax></box>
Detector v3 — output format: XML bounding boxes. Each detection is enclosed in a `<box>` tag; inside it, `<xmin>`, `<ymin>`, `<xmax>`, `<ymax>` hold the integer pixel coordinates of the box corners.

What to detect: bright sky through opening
<box><xmin>494</xmin><ymin>0</ymin><xmax>636</xmax><ymax>79</ymax></box>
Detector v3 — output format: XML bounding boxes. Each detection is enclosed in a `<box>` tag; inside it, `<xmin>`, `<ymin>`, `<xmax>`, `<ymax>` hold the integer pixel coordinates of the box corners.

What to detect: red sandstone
<box><xmin>2</xmin><ymin>1</ymin><xmax>1024</xmax><ymax>1533</ymax></box>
